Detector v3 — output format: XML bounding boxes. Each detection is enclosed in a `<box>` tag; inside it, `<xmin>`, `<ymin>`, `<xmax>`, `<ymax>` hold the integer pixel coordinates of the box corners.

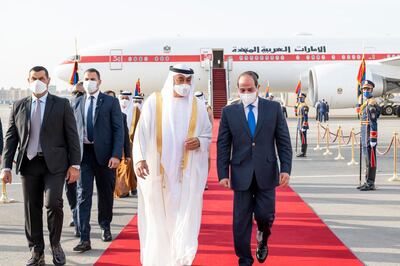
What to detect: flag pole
<box><xmin>357</xmin><ymin>52</ymin><xmax>365</xmax><ymax>187</ymax></box>
<box><xmin>75</xmin><ymin>37</ymin><xmax>78</xmax><ymax>60</ymax></box>
<box><xmin>358</xmin><ymin>88</ymin><xmax>363</xmax><ymax>187</ymax></box>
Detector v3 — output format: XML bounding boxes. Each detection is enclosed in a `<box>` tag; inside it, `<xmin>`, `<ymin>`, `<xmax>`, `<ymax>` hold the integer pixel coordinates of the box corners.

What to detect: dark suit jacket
<box><xmin>217</xmin><ymin>97</ymin><xmax>292</xmax><ymax>191</ymax></box>
<box><xmin>122</xmin><ymin>113</ymin><xmax>131</xmax><ymax>158</ymax></box>
<box><xmin>74</xmin><ymin>92</ymin><xmax>124</xmax><ymax>166</ymax></box>
<box><xmin>0</xmin><ymin>118</ymin><xmax>3</xmax><ymax>155</ymax></box>
<box><xmin>2</xmin><ymin>94</ymin><xmax>81</xmax><ymax>174</ymax></box>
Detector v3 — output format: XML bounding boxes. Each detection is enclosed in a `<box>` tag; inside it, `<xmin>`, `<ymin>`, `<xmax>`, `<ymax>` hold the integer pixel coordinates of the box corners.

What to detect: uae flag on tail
<box><xmin>69</xmin><ymin>61</ymin><xmax>79</xmax><ymax>85</ymax></box>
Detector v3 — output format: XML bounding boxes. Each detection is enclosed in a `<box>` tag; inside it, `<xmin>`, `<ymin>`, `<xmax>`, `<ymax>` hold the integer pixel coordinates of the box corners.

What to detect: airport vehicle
<box><xmin>376</xmin><ymin>94</ymin><xmax>400</xmax><ymax>116</ymax></box>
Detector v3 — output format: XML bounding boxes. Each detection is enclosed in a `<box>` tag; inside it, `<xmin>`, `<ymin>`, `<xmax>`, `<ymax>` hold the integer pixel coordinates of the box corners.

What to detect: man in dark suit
<box><xmin>66</xmin><ymin>82</ymin><xmax>85</xmax><ymax>238</ymax></box>
<box><xmin>1</xmin><ymin>66</ymin><xmax>81</xmax><ymax>266</ymax></box>
<box><xmin>217</xmin><ymin>71</ymin><xmax>292</xmax><ymax>266</ymax></box>
<box><xmin>73</xmin><ymin>69</ymin><xmax>124</xmax><ymax>252</ymax></box>
<box><xmin>0</xmin><ymin>118</ymin><xmax>3</xmax><ymax>162</ymax></box>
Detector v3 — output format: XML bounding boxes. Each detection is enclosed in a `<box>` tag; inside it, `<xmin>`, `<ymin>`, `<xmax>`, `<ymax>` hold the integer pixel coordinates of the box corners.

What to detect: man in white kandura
<box><xmin>133</xmin><ymin>64</ymin><xmax>212</xmax><ymax>266</ymax></box>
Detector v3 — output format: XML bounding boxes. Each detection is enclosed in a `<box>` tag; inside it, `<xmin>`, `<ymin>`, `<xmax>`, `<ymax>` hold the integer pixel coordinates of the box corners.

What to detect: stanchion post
<box><xmin>323</xmin><ymin>124</ymin><xmax>332</xmax><ymax>155</ymax></box>
<box><xmin>347</xmin><ymin>128</ymin><xmax>359</xmax><ymax>165</ymax></box>
<box><xmin>314</xmin><ymin>121</ymin><xmax>322</xmax><ymax>151</ymax></box>
<box><xmin>389</xmin><ymin>132</ymin><xmax>400</xmax><ymax>182</ymax></box>
<box><xmin>335</xmin><ymin>126</ymin><xmax>345</xmax><ymax>160</ymax></box>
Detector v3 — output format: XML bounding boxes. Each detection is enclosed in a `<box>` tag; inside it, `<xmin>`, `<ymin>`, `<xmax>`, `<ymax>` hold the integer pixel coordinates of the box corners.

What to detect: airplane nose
<box><xmin>54</xmin><ymin>61</ymin><xmax>74</xmax><ymax>83</ymax></box>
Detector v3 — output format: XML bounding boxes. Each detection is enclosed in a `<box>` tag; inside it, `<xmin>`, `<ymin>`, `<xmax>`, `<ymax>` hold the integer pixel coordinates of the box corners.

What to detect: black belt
<box><xmin>84</xmin><ymin>143</ymin><xmax>94</xmax><ymax>150</ymax></box>
<box><xmin>37</xmin><ymin>152</ymin><xmax>44</xmax><ymax>157</ymax></box>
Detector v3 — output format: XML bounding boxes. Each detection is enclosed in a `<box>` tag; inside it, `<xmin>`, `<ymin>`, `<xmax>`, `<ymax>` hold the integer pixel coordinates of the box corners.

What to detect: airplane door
<box><xmin>109</xmin><ymin>49</ymin><xmax>123</xmax><ymax>70</ymax></box>
<box><xmin>212</xmin><ymin>49</ymin><xmax>224</xmax><ymax>68</ymax></box>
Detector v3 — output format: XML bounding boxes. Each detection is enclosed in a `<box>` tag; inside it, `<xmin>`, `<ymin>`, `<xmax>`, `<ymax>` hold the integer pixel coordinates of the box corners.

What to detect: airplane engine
<box><xmin>307</xmin><ymin>63</ymin><xmax>384</xmax><ymax>108</ymax></box>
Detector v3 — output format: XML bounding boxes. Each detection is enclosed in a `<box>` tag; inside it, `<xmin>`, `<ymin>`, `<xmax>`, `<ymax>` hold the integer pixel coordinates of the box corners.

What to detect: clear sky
<box><xmin>0</xmin><ymin>0</ymin><xmax>399</xmax><ymax>90</ymax></box>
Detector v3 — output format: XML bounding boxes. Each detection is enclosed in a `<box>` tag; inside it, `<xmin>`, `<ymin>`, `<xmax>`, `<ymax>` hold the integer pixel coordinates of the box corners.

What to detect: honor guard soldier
<box><xmin>296</xmin><ymin>93</ymin><xmax>309</xmax><ymax>157</ymax></box>
<box><xmin>358</xmin><ymin>80</ymin><xmax>380</xmax><ymax>191</ymax></box>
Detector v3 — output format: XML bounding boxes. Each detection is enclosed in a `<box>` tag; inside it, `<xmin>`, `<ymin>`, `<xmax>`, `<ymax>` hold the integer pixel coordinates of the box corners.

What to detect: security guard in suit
<box><xmin>357</xmin><ymin>80</ymin><xmax>380</xmax><ymax>191</ymax></box>
<box><xmin>296</xmin><ymin>93</ymin><xmax>309</xmax><ymax>157</ymax></box>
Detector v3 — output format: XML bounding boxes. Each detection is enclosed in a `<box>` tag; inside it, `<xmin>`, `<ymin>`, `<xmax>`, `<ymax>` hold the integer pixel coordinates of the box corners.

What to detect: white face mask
<box><xmin>174</xmin><ymin>84</ymin><xmax>191</xmax><ymax>97</ymax></box>
<box><xmin>29</xmin><ymin>80</ymin><xmax>48</xmax><ymax>95</ymax></box>
<box><xmin>120</xmin><ymin>99</ymin><xmax>130</xmax><ymax>109</ymax></box>
<box><xmin>83</xmin><ymin>80</ymin><xmax>98</xmax><ymax>94</ymax></box>
<box><xmin>239</xmin><ymin>91</ymin><xmax>257</xmax><ymax>106</ymax></box>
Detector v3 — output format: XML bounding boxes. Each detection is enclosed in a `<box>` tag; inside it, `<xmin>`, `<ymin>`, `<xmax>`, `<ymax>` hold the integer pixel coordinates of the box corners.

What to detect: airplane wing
<box><xmin>376</xmin><ymin>56</ymin><xmax>400</xmax><ymax>66</ymax></box>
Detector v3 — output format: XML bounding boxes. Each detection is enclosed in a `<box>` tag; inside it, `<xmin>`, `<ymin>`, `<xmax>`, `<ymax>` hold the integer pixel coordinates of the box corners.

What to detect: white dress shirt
<box><xmin>31</xmin><ymin>92</ymin><xmax>48</xmax><ymax>123</ymax></box>
<box><xmin>83</xmin><ymin>90</ymin><xmax>100</xmax><ymax>144</ymax></box>
<box><xmin>243</xmin><ymin>97</ymin><xmax>259</xmax><ymax>123</ymax></box>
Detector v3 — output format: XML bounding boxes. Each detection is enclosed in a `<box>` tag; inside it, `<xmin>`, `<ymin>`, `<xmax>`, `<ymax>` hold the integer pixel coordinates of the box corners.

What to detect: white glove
<box><xmin>370</xmin><ymin>141</ymin><xmax>377</xmax><ymax>147</ymax></box>
<box><xmin>301</xmin><ymin>128</ymin><xmax>306</xmax><ymax>132</ymax></box>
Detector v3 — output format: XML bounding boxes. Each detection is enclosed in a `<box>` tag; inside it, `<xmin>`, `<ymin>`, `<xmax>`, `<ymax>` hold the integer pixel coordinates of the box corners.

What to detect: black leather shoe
<box><xmin>256</xmin><ymin>241</ymin><xmax>268</xmax><ymax>263</ymax></box>
<box><xmin>296</xmin><ymin>153</ymin><xmax>306</xmax><ymax>157</ymax></box>
<box><xmin>360</xmin><ymin>184</ymin><xmax>376</xmax><ymax>191</ymax></box>
<box><xmin>357</xmin><ymin>183</ymin><xmax>367</xmax><ymax>190</ymax></box>
<box><xmin>130</xmin><ymin>189</ymin><xmax>137</xmax><ymax>196</ymax></box>
<box><xmin>101</xmin><ymin>229</ymin><xmax>112</xmax><ymax>242</ymax></box>
<box><xmin>74</xmin><ymin>229</ymin><xmax>80</xmax><ymax>237</ymax></box>
<box><xmin>73</xmin><ymin>241</ymin><xmax>91</xmax><ymax>253</ymax></box>
<box><xmin>69</xmin><ymin>220</ymin><xmax>75</xmax><ymax>227</ymax></box>
<box><xmin>26</xmin><ymin>251</ymin><xmax>45</xmax><ymax>266</ymax></box>
<box><xmin>50</xmin><ymin>244</ymin><xmax>66</xmax><ymax>266</ymax></box>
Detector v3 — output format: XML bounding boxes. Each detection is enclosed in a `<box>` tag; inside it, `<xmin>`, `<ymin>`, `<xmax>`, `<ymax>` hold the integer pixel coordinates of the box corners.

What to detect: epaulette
<box><xmin>367</xmin><ymin>98</ymin><xmax>377</xmax><ymax>105</ymax></box>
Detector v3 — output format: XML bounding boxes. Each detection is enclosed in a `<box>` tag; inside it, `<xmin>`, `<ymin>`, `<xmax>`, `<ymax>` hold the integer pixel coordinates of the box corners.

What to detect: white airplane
<box><xmin>55</xmin><ymin>37</ymin><xmax>400</xmax><ymax>116</ymax></box>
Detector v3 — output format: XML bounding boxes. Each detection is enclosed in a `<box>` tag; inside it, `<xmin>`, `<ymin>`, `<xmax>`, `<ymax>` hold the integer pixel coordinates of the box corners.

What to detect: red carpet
<box><xmin>95</xmin><ymin>123</ymin><xmax>363</xmax><ymax>266</ymax></box>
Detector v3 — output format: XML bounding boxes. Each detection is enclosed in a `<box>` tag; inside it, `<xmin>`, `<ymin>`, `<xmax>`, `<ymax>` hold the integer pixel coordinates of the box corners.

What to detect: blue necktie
<box><xmin>87</xmin><ymin>96</ymin><xmax>94</xmax><ymax>142</ymax></box>
<box><xmin>248</xmin><ymin>104</ymin><xmax>256</xmax><ymax>138</ymax></box>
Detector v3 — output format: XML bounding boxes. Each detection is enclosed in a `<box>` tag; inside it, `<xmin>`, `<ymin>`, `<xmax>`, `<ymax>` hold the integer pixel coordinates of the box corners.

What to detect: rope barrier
<box><xmin>331</xmin><ymin>128</ymin><xmax>340</xmax><ymax>143</ymax></box>
<box><xmin>313</xmin><ymin>124</ymin><xmax>398</xmax><ymax>176</ymax></box>
<box><xmin>319</xmin><ymin>123</ymin><xmax>361</xmax><ymax>138</ymax></box>
<box><xmin>345</xmin><ymin>130</ymin><xmax>353</xmax><ymax>146</ymax></box>
<box><xmin>334</xmin><ymin>127</ymin><xmax>345</xmax><ymax>160</ymax></box>
<box><xmin>321</xmin><ymin>126</ymin><xmax>328</xmax><ymax>141</ymax></box>
<box><xmin>376</xmin><ymin>136</ymin><xmax>394</xmax><ymax>156</ymax></box>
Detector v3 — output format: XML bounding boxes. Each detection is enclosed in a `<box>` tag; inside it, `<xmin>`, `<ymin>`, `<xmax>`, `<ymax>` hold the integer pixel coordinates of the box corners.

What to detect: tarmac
<box><xmin>0</xmin><ymin>104</ymin><xmax>399</xmax><ymax>266</ymax></box>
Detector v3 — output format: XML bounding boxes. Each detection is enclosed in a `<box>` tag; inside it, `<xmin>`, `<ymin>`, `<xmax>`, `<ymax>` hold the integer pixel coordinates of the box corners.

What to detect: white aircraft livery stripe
<box><xmin>62</xmin><ymin>53</ymin><xmax>400</xmax><ymax>64</ymax></box>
